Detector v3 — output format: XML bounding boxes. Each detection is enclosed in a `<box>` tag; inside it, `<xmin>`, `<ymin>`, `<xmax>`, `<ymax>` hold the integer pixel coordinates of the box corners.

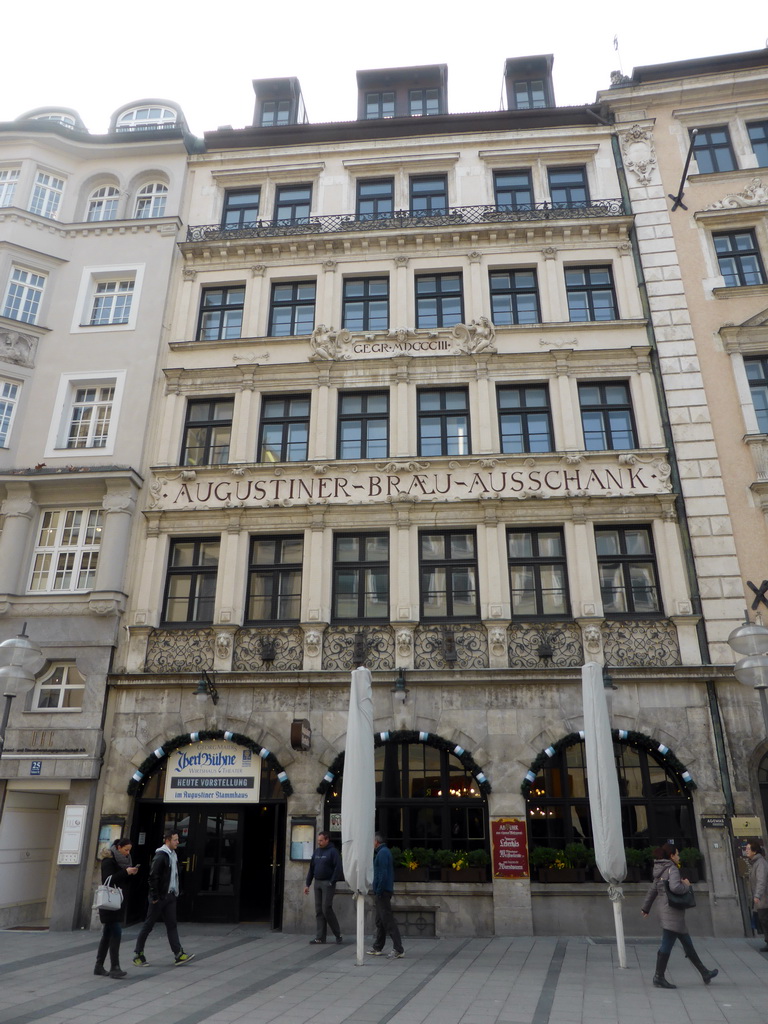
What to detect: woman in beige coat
<box><xmin>746</xmin><ymin>839</ymin><xmax>768</xmax><ymax>951</ymax></box>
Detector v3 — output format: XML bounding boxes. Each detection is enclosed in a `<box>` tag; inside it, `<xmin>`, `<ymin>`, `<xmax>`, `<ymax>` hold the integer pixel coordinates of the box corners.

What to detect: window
<box><xmin>0</xmin><ymin>168</ymin><xmax>20</xmax><ymax>208</ymax></box>
<box><xmin>0</xmin><ymin>378</ymin><xmax>20</xmax><ymax>447</ymax></box>
<box><xmin>342</xmin><ymin>277</ymin><xmax>389</xmax><ymax>331</ymax></box>
<box><xmin>3</xmin><ymin>267</ymin><xmax>46</xmax><ymax>324</ymax></box>
<box><xmin>88</xmin><ymin>279</ymin><xmax>134</xmax><ymax>325</ymax></box>
<box><xmin>744</xmin><ymin>357</ymin><xmax>768</xmax><ymax>432</ymax></box>
<box><xmin>197</xmin><ymin>286</ymin><xmax>245</xmax><ymax>340</ymax></box>
<box><xmin>409</xmin><ymin>88</ymin><xmax>440</xmax><ymax>116</ymax></box>
<box><xmin>507</xmin><ymin>528</ymin><xmax>569</xmax><ymax>616</ymax></box>
<box><xmin>181</xmin><ymin>398</ymin><xmax>234</xmax><ymax>466</ymax></box>
<box><xmin>274</xmin><ymin>184</ymin><xmax>311</xmax><ymax>224</ymax></box>
<box><xmin>418</xmin><ymin>388</ymin><xmax>470</xmax><ymax>457</ymax></box>
<box><xmin>513</xmin><ymin>80</ymin><xmax>547</xmax><ymax>109</ymax></box>
<box><xmin>691</xmin><ymin>126</ymin><xmax>736</xmax><ymax>174</ymax></box>
<box><xmin>87</xmin><ymin>186</ymin><xmax>119</xmax><ymax>222</ymax></box>
<box><xmin>420</xmin><ymin>530</ymin><xmax>479</xmax><ymax>620</ymax></box>
<box><xmin>490</xmin><ymin>269</ymin><xmax>540</xmax><ymax>325</ymax></box>
<box><xmin>494</xmin><ymin>170</ymin><xmax>533</xmax><ymax>210</ymax></box>
<box><xmin>31</xmin><ymin>112</ymin><xmax>76</xmax><ymax>129</ymax></box>
<box><xmin>578</xmin><ymin>381</ymin><xmax>636</xmax><ymax>450</ymax></box>
<box><xmin>66</xmin><ymin>385</ymin><xmax>115</xmax><ymax>448</ymax></box>
<box><xmin>566</xmin><ymin>266</ymin><xmax>617</xmax><ymax>321</ymax></box>
<box><xmin>34</xmin><ymin>664</ymin><xmax>85</xmax><ymax>710</ymax></box>
<box><xmin>221</xmin><ymin>190</ymin><xmax>260</xmax><ymax>229</ymax></box>
<box><xmin>333</xmin><ymin>533</ymin><xmax>389</xmax><ymax>621</ymax></box>
<box><xmin>410</xmin><ymin>176</ymin><xmax>448</xmax><ymax>216</ymax></box>
<box><xmin>365</xmin><ymin>92</ymin><xmax>394</xmax><ymax>119</ymax></box>
<box><xmin>261</xmin><ymin>100</ymin><xmax>291</xmax><ymax>126</ymax></box>
<box><xmin>29</xmin><ymin>171</ymin><xmax>64</xmax><ymax>218</ymax></box>
<box><xmin>595</xmin><ymin>526</ymin><xmax>660</xmax><ymax>615</ymax></box>
<box><xmin>162</xmin><ymin>538</ymin><xmax>220</xmax><ymax>624</ymax></box>
<box><xmin>246</xmin><ymin>535</ymin><xmax>303</xmax><ymax>621</ymax></box>
<box><xmin>258</xmin><ymin>395</ymin><xmax>310</xmax><ymax>462</ymax></box>
<box><xmin>748</xmin><ymin>121</ymin><xmax>768</xmax><ymax>167</ymax></box>
<box><xmin>713</xmin><ymin>230</ymin><xmax>766</xmax><ymax>287</ymax></box>
<box><xmin>117</xmin><ymin>106</ymin><xmax>176</xmax><ymax>131</ymax></box>
<box><xmin>134</xmin><ymin>182</ymin><xmax>168</xmax><ymax>218</ymax></box>
<box><xmin>356</xmin><ymin>179</ymin><xmax>394</xmax><ymax>221</ymax></box>
<box><xmin>268</xmin><ymin>281</ymin><xmax>315</xmax><ymax>336</ymax></box>
<box><xmin>337</xmin><ymin>391</ymin><xmax>389</xmax><ymax>459</ymax></box>
<box><xmin>415</xmin><ymin>273</ymin><xmax>463</xmax><ymax>328</ymax></box>
<box><xmin>28</xmin><ymin>509</ymin><xmax>103</xmax><ymax>592</ymax></box>
<box><xmin>497</xmin><ymin>385</ymin><xmax>552</xmax><ymax>453</ymax></box>
<box><xmin>548</xmin><ymin>167</ymin><xmax>589</xmax><ymax>208</ymax></box>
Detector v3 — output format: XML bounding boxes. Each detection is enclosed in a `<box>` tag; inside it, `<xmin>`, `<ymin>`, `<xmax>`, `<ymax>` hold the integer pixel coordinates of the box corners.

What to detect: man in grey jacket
<box><xmin>133</xmin><ymin>831</ymin><xmax>195</xmax><ymax>967</ymax></box>
<box><xmin>746</xmin><ymin>839</ymin><xmax>768</xmax><ymax>951</ymax></box>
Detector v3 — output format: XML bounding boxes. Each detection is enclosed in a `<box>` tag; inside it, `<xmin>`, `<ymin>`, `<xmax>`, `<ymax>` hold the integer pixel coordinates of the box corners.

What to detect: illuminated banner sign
<box><xmin>164</xmin><ymin>741</ymin><xmax>259</xmax><ymax>804</ymax></box>
<box><xmin>150</xmin><ymin>458</ymin><xmax>671</xmax><ymax>512</ymax></box>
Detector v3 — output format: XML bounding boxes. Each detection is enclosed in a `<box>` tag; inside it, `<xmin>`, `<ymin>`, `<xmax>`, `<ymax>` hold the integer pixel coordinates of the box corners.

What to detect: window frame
<box><xmin>332</xmin><ymin>532</ymin><xmax>390</xmax><ymax>623</ymax></box>
<box><xmin>419</xmin><ymin>529</ymin><xmax>480</xmax><ymax>621</ymax></box>
<box><xmin>747</xmin><ymin>120</ymin><xmax>768</xmax><ymax>167</ymax></box>
<box><xmin>246</xmin><ymin>535</ymin><xmax>304</xmax><ymax>623</ymax></box>
<box><xmin>87</xmin><ymin>278</ymin><xmax>134</xmax><ymax>326</ymax></box>
<box><xmin>268</xmin><ymin>280</ymin><xmax>316</xmax><ymax>336</ymax></box>
<box><xmin>497</xmin><ymin>384</ymin><xmax>553</xmax><ymax>453</ymax></box>
<box><xmin>221</xmin><ymin>189</ymin><xmax>260</xmax><ymax>229</ymax></box>
<box><xmin>512</xmin><ymin>79</ymin><xmax>547</xmax><ymax>110</ymax></box>
<box><xmin>261</xmin><ymin>100</ymin><xmax>291</xmax><ymax>127</ymax></box>
<box><xmin>2</xmin><ymin>266</ymin><xmax>46</xmax><ymax>325</ymax></box>
<box><xmin>365</xmin><ymin>92</ymin><xmax>395</xmax><ymax>119</ymax></box>
<box><xmin>594</xmin><ymin>525</ymin><xmax>662</xmax><ymax>617</ymax></box>
<box><xmin>548</xmin><ymin>166</ymin><xmax>589</xmax><ymax>208</ymax></box>
<box><xmin>355</xmin><ymin>179</ymin><xmax>394</xmax><ymax>221</ymax></box>
<box><xmin>565</xmin><ymin>265</ymin><xmax>618</xmax><ymax>322</ymax></box>
<box><xmin>489</xmin><ymin>268</ymin><xmax>541</xmax><ymax>325</ymax></box>
<box><xmin>45</xmin><ymin>370</ymin><xmax>126</xmax><ymax>458</ymax></box>
<box><xmin>87</xmin><ymin>185</ymin><xmax>120</xmax><ymax>222</ymax></box>
<box><xmin>258</xmin><ymin>394</ymin><xmax>311</xmax><ymax>463</ymax></box>
<box><xmin>744</xmin><ymin>356</ymin><xmax>768</xmax><ymax>433</ymax></box>
<box><xmin>0</xmin><ymin>168</ymin><xmax>21</xmax><ymax>208</ymax></box>
<box><xmin>337</xmin><ymin>389</ymin><xmax>389</xmax><ymax>460</ymax></box>
<box><xmin>409</xmin><ymin>88</ymin><xmax>440</xmax><ymax>116</ymax></box>
<box><xmin>691</xmin><ymin>126</ymin><xmax>737</xmax><ymax>174</ymax></box>
<box><xmin>409</xmin><ymin>175</ymin><xmax>448</xmax><ymax>216</ymax></box>
<box><xmin>161</xmin><ymin>537</ymin><xmax>220</xmax><ymax>626</ymax></box>
<box><xmin>578</xmin><ymin>380</ymin><xmax>637</xmax><ymax>451</ymax></box>
<box><xmin>342</xmin><ymin>276</ymin><xmax>389</xmax><ymax>332</ymax></box>
<box><xmin>273</xmin><ymin>184</ymin><xmax>312</xmax><ymax>224</ymax></box>
<box><xmin>28</xmin><ymin>508</ymin><xmax>104</xmax><ymax>594</ymax></box>
<box><xmin>29</xmin><ymin>170</ymin><xmax>65</xmax><ymax>219</ymax></box>
<box><xmin>493</xmin><ymin>170</ymin><xmax>534</xmax><ymax>211</ymax></box>
<box><xmin>181</xmin><ymin>397</ymin><xmax>234</xmax><ymax>466</ymax></box>
<box><xmin>418</xmin><ymin>387</ymin><xmax>471</xmax><ymax>457</ymax></box>
<box><xmin>71</xmin><ymin>265</ymin><xmax>144</xmax><ymax>334</ymax></box>
<box><xmin>134</xmin><ymin>182</ymin><xmax>168</xmax><ymax>219</ymax></box>
<box><xmin>197</xmin><ymin>285</ymin><xmax>245</xmax><ymax>341</ymax></box>
<box><xmin>415</xmin><ymin>272</ymin><xmax>464</xmax><ymax>329</ymax></box>
<box><xmin>713</xmin><ymin>230</ymin><xmax>766</xmax><ymax>287</ymax></box>
<box><xmin>0</xmin><ymin>376</ymin><xmax>20</xmax><ymax>448</ymax></box>
<box><xmin>32</xmin><ymin>664</ymin><xmax>86</xmax><ymax>712</ymax></box>
<box><xmin>507</xmin><ymin>527</ymin><xmax>570</xmax><ymax>618</ymax></box>
<box><xmin>65</xmin><ymin>384</ymin><xmax>116</xmax><ymax>449</ymax></box>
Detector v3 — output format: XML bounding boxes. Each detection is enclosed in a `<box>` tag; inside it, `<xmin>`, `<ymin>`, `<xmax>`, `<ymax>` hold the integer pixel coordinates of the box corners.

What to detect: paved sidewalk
<box><xmin>0</xmin><ymin>924</ymin><xmax>766</xmax><ymax>1024</ymax></box>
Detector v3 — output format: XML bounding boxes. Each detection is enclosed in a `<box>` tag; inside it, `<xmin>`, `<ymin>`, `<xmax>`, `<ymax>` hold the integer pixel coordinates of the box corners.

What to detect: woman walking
<box><xmin>641</xmin><ymin>842</ymin><xmax>718</xmax><ymax>989</ymax></box>
<box><xmin>95</xmin><ymin>837</ymin><xmax>138</xmax><ymax>979</ymax></box>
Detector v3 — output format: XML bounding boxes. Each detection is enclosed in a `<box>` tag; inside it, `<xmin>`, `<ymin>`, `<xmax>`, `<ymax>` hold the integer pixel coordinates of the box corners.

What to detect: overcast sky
<box><xmin>2</xmin><ymin>0</ymin><xmax>767</xmax><ymax>136</ymax></box>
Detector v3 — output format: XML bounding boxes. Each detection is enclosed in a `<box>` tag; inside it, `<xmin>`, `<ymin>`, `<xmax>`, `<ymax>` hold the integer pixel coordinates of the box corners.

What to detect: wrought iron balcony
<box><xmin>185</xmin><ymin>199</ymin><xmax>627</xmax><ymax>243</ymax></box>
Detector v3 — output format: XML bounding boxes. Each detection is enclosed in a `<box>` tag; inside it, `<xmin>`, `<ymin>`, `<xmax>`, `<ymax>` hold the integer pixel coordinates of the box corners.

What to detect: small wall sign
<box><xmin>492</xmin><ymin>817</ymin><xmax>529</xmax><ymax>879</ymax></box>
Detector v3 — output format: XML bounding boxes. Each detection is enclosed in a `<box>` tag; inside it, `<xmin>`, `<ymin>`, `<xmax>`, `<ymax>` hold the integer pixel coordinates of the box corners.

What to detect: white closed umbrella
<box><xmin>582</xmin><ymin>660</ymin><xmax>627</xmax><ymax>968</ymax></box>
<box><xmin>341</xmin><ymin>666</ymin><xmax>375</xmax><ymax>965</ymax></box>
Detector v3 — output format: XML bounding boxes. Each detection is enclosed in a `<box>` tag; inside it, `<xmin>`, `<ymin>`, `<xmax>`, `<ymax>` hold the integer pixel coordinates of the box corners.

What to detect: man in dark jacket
<box><xmin>366</xmin><ymin>833</ymin><xmax>404</xmax><ymax>959</ymax></box>
<box><xmin>133</xmin><ymin>831</ymin><xmax>195</xmax><ymax>967</ymax></box>
<box><xmin>304</xmin><ymin>830</ymin><xmax>342</xmax><ymax>944</ymax></box>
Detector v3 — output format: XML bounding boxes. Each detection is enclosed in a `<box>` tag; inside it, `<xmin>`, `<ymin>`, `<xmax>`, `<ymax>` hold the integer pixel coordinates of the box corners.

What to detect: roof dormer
<box><xmin>356</xmin><ymin>64</ymin><xmax>448</xmax><ymax>120</ymax></box>
<box><xmin>252</xmin><ymin>77</ymin><xmax>307</xmax><ymax>127</ymax></box>
<box><xmin>503</xmin><ymin>55</ymin><xmax>555</xmax><ymax>110</ymax></box>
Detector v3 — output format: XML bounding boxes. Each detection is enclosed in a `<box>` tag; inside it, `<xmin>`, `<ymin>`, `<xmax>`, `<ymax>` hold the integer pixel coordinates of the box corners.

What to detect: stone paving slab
<box><xmin>0</xmin><ymin>925</ymin><xmax>766</xmax><ymax>1024</ymax></box>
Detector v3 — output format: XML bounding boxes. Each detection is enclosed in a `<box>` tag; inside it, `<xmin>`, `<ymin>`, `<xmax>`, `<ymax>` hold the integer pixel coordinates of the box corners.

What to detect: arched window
<box><xmin>87</xmin><ymin>185</ymin><xmax>120</xmax><ymax>222</ymax></box>
<box><xmin>324</xmin><ymin>740</ymin><xmax>488</xmax><ymax>856</ymax></box>
<box><xmin>31</xmin><ymin>112</ymin><xmax>76</xmax><ymax>129</ymax></box>
<box><xmin>526</xmin><ymin>737</ymin><xmax>695</xmax><ymax>853</ymax></box>
<box><xmin>134</xmin><ymin>182</ymin><xmax>168</xmax><ymax>219</ymax></box>
<box><xmin>117</xmin><ymin>106</ymin><xmax>177</xmax><ymax>132</ymax></box>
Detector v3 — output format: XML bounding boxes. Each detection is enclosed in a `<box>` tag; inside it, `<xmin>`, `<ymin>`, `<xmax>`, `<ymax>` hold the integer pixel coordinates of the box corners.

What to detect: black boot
<box><xmin>687</xmin><ymin>950</ymin><xmax>718</xmax><ymax>984</ymax></box>
<box><xmin>653</xmin><ymin>951</ymin><xmax>676</xmax><ymax>988</ymax></box>
<box><xmin>108</xmin><ymin>932</ymin><xmax>126</xmax><ymax>978</ymax></box>
<box><xmin>95</xmin><ymin>931</ymin><xmax>109</xmax><ymax>976</ymax></box>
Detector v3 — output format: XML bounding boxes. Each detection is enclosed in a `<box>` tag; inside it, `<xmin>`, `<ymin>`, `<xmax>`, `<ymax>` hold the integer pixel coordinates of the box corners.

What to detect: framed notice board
<box><xmin>491</xmin><ymin>817</ymin><xmax>529</xmax><ymax>879</ymax></box>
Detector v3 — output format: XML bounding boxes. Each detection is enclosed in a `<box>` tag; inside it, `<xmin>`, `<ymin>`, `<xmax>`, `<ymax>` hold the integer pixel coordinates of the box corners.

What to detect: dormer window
<box><xmin>409</xmin><ymin>89</ymin><xmax>440</xmax><ymax>116</ymax></box>
<box><xmin>31</xmin><ymin>112</ymin><xmax>76</xmax><ymax>128</ymax></box>
<box><xmin>117</xmin><ymin>106</ymin><xmax>177</xmax><ymax>132</ymax></box>
<box><xmin>357</xmin><ymin>65</ymin><xmax>447</xmax><ymax>120</ymax></box>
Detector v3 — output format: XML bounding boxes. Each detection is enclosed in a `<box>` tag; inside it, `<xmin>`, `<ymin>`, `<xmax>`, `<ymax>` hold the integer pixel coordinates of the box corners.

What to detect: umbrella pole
<box><xmin>355</xmin><ymin>891</ymin><xmax>365</xmax><ymax>965</ymax></box>
<box><xmin>610</xmin><ymin>886</ymin><xmax>627</xmax><ymax>968</ymax></box>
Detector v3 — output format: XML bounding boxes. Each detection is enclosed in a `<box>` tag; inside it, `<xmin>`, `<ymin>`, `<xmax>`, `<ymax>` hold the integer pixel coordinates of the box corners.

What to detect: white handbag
<box><xmin>93</xmin><ymin>875</ymin><xmax>123</xmax><ymax>911</ymax></box>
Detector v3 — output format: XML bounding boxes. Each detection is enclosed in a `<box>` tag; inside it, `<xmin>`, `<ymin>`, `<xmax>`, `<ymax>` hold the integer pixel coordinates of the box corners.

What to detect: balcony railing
<box><xmin>185</xmin><ymin>200</ymin><xmax>626</xmax><ymax>243</ymax></box>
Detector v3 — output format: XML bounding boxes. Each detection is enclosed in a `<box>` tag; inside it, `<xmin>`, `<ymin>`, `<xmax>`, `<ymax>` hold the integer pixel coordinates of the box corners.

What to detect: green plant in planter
<box><xmin>467</xmin><ymin>849</ymin><xmax>491</xmax><ymax>868</ymax></box>
<box><xmin>529</xmin><ymin>846</ymin><xmax>560</xmax><ymax>869</ymax></box>
<box><xmin>400</xmin><ymin>847</ymin><xmax>434</xmax><ymax>870</ymax></box>
<box><xmin>390</xmin><ymin>847</ymin><xmax>404</xmax><ymax>867</ymax></box>
<box><xmin>678</xmin><ymin>847</ymin><xmax>703</xmax><ymax>869</ymax></box>
<box><xmin>432</xmin><ymin>849</ymin><xmax>457</xmax><ymax>869</ymax></box>
<box><xmin>625</xmin><ymin>846</ymin><xmax>652</xmax><ymax>869</ymax></box>
<box><xmin>564</xmin><ymin>843</ymin><xmax>594</xmax><ymax>868</ymax></box>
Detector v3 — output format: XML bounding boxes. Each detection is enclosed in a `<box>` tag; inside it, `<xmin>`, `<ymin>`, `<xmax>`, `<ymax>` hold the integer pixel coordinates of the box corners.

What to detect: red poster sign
<box><xmin>492</xmin><ymin>817</ymin><xmax>529</xmax><ymax>879</ymax></box>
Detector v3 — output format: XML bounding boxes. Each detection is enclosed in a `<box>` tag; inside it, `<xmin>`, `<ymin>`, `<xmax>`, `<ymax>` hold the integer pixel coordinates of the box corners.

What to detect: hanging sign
<box><xmin>492</xmin><ymin>817</ymin><xmax>529</xmax><ymax>879</ymax></box>
<box><xmin>164</xmin><ymin>740</ymin><xmax>260</xmax><ymax>804</ymax></box>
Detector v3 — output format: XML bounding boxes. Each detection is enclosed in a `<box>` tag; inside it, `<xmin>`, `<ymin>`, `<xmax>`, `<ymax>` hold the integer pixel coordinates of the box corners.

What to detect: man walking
<box><xmin>304</xmin><ymin>830</ymin><xmax>343</xmax><ymax>944</ymax></box>
<box><xmin>367</xmin><ymin>833</ymin><xmax>404</xmax><ymax>959</ymax></box>
<box><xmin>746</xmin><ymin>838</ymin><xmax>768</xmax><ymax>951</ymax></box>
<box><xmin>133</xmin><ymin>831</ymin><xmax>195</xmax><ymax>966</ymax></box>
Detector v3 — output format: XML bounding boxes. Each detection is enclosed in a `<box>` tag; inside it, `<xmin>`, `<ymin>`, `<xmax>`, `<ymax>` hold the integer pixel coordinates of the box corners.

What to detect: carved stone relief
<box><xmin>704</xmin><ymin>177</ymin><xmax>768</xmax><ymax>210</ymax></box>
<box><xmin>620</xmin><ymin>124</ymin><xmax>657</xmax><ymax>186</ymax></box>
<box><xmin>0</xmin><ymin>329</ymin><xmax>37</xmax><ymax>368</ymax></box>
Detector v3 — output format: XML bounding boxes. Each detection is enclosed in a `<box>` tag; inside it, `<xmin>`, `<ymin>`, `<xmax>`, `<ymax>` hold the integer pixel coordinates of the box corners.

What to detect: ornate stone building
<box><xmin>0</xmin><ymin>101</ymin><xmax>192</xmax><ymax>927</ymax></box>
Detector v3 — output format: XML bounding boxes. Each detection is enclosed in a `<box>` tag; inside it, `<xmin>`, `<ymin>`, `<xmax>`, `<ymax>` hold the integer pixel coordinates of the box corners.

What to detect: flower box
<box><xmin>537</xmin><ymin>867</ymin><xmax>587</xmax><ymax>883</ymax></box>
<box><xmin>440</xmin><ymin>867</ymin><xmax>486</xmax><ymax>882</ymax></box>
<box><xmin>394</xmin><ymin>868</ymin><xmax>429</xmax><ymax>882</ymax></box>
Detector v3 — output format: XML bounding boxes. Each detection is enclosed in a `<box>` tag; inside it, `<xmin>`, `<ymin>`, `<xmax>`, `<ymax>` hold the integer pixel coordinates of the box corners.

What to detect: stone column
<box><xmin>473</xmin><ymin>361</ymin><xmax>495</xmax><ymax>454</ymax></box>
<box><xmin>94</xmin><ymin>483</ymin><xmax>138</xmax><ymax>594</ymax></box>
<box><xmin>0</xmin><ymin>485</ymin><xmax>36</xmax><ymax>594</ymax></box>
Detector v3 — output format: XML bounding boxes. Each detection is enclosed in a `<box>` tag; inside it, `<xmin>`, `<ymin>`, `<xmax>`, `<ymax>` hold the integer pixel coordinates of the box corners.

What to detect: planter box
<box><xmin>440</xmin><ymin>868</ymin><xmax>486</xmax><ymax>883</ymax></box>
<box><xmin>538</xmin><ymin>868</ymin><xmax>587</xmax><ymax>883</ymax></box>
<box><xmin>394</xmin><ymin>868</ymin><xmax>430</xmax><ymax>882</ymax></box>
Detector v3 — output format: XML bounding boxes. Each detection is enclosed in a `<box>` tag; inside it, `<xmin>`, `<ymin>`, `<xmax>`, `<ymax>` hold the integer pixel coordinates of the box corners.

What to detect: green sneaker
<box><xmin>174</xmin><ymin>951</ymin><xmax>195</xmax><ymax>965</ymax></box>
<box><xmin>132</xmin><ymin>953</ymin><xmax>149</xmax><ymax>967</ymax></box>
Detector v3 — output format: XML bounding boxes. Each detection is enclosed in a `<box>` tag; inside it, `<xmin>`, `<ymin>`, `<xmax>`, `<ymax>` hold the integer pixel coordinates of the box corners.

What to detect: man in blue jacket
<box><xmin>367</xmin><ymin>833</ymin><xmax>404</xmax><ymax>959</ymax></box>
<box><xmin>304</xmin><ymin>831</ymin><xmax>342</xmax><ymax>944</ymax></box>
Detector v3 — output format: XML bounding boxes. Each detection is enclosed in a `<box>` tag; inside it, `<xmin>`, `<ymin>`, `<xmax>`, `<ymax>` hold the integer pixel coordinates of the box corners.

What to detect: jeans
<box><xmin>659</xmin><ymin>928</ymin><xmax>696</xmax><ymax>956</ymax></box>
<box><xmin>134</xmin><ymin>893</ymin><xmax>181</xmax><ymax>956</ymax></box>
<box><xmin>373</xmin><ymin>891</ymin><xmax>403</xmax><ymax>954</ymax></box>
<box><xmin>313</xmin><ymin>880</ymin><xmax>340</xmax><ymax>941</ymax></box>
<box><xmin>96</xmin><ymin>920</ymin><xmax>123</xmax><ymax>969</ymax></box>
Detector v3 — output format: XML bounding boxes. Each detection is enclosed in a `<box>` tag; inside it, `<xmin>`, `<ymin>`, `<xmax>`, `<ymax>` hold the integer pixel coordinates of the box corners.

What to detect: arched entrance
<box><xmin>127</xmin><ymin>731</ymin><xmax>291</xmax><ymax>927</ymax></box>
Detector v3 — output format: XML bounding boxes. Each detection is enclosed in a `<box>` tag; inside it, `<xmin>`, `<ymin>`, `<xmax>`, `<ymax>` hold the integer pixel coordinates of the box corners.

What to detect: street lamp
<box><xmin>0</xmin><ymin>624</ymin><xmax>44</xmax><ymax>759</ymax></box>
<box><xmin>727</xmin><ymin>619</ymin><xmax>768</xmax><ymax>739</ymax></box>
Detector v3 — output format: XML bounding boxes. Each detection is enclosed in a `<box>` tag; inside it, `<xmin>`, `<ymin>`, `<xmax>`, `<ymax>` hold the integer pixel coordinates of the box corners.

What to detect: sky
<box><xmin>2</xmin><ymin>0</ymin><xmax>767</xmax><ymax>136</ymax></box>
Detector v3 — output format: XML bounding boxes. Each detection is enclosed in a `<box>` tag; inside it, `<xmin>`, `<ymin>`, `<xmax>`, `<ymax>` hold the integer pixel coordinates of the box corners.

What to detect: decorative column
<box><xmin>93</xmin><ymin>483</ymin><xmax>138</xmax><ymax>597</ymax></box>
<box><xmin>0</xmin><ymin>486</ymin><xmax>37</xmax><ymax>595</ymax></box>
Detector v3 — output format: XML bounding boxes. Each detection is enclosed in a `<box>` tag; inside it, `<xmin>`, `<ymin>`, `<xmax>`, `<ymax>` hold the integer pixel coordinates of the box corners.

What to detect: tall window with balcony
<box><xmin>246</xmin><ymin>536</ymin><xmax>303</xmax><ymax>622</ymax></box>
<box><xmin>410</xmin><ymin>176</ymin><xmax>448</xmax><ymax>217</ymax></box>
<box><xmin>713</xmin><ymin>231</ymin><xmax>766</xmax><ymax>287</ymax></box>
<box><xmin>748</xmin><ymin>121</ymin><xmax>768</xmax><ymax>166</ymax></box>
<box><xmin>420</xmin><ymin>531</ymin><xmax>479</xmax><ymax>620</ymax></box>
<box><xmin>162</xmin><ymin>538</ymin><xmax>220</xmax><ymax>624</ymax></box>
<box><xmin>365</xmin><ymin>92</ymin><xmax>394</xmax><ymax>119</ymax></box>
<box><xmin>0</xmin><ymin>169</ymin><xmax>20</xmax><ymax>207</ymax></box>
<box><xmin>497</xmin><ymin>384</ymin><xmax>552</xmax><ymax>453</ymax></box>
<box><xmin>418</xmin><ymin>388</ymin><xmax>470</xmax><ymax>456</ymax></box>
<box><xmin>198</xmin><ymin>286</ymin><xmax>245</xmax><ymax>340</ymax></box>
<box><xmin>356</xmin><ymin>179</ymin><xmax>394</xmax><ymax>221</ymax></box>
<box><xmin>66</xmin><ymin>385</ymin><xmax>114</xmax><ymax>448</ymax></box>
<box><xmin>134</xmin><ymin>182</ymin><xmax>168</xmax><ymax>218</ymax></box>
<box><xmin>332</xmin><ymin>533</ymin><xmax>389</xmax><ymax>621</ymax></box>
<box><xmin>409</xmin><ymin>89</ymin><xmax>440</xmax><ymax>116</ymax></box>
<box><xmin>28</xmin><ymin>509</ymin><xmax>103</xmax><ymax>592</ymax></box>
<box><xmin>87</xmin><ymin>186</ymin><xmax>119</xmax><ymax>221</ymax></box>
<box><xmin>3</xmin><ymin>267</ymin><xmax>46</xmax><ymax>324</ymax></box>
<box><xmin>258</xmin><ymin>395</ymin><xmax>310</xmax><ymax>462</ymax></box>
<box><xmin>415</xmin><ymin>273</ymin><xmax>463</xmax><ymax>328</ymax></box>
<box><xmin>566</xmin><ymin>266</ymin><xmax>617</xmax><ymax>321</ymax></box>
<box><xmin>578</xmin><ymin>381</ymin><xmax>636</xmax><ymax>450</ymax></box>
<box><xmin>268</xmin><ymin>281</ymin><xmax>315</xmax><ymax>336</ymax></box>
<box><xmin>548</xmin><ymin>167</ymin><xmax>589</xmax><ymax>208</ymax></box>
<box><xmin>274</xmin><ymin>184</ymin><xmax>311</xmax><ymax>224</ymax></box>
<box><xmin>508</xmin><ymin>529</ymin><xmax>569</xmax><ymax>617</ymax></box>
<box><xmin>494</xmin><ymin>170</ymin><xmax>533</xmax><ymax>211</ymax></box>
<box><xmin>490</xmin><ymin>269</ymin><xmax>540</xmax><ymax>324</ymax></box>
<box><xmin>342</xmin><ymin>277</ymin><xmax>388</xmax><ymax>331</ymax></box>
<box><xmin>181</xmin><ymin>398</ymin><xmax>233</xmax><ymax>466</ymax></box>
<box><xmin>0</xmin><ymin>378</ymin><xmax>20</xmax><ymax>447</ymax></box>
<box><xmin>221</xmin><ymin>190</ymin><xmax>260</xmax><ymax>229</ymax></box>
<box><xmin>29</xmin><ymin>171</ymin><xmax>64</xmax><ymax>218</ymax></box>
<box><xmin>337</xmin><ymin>391</ymin><xmax>389</xmax><ymax>459</ymax></box>
<box><xmin>691</xmin><ymin>127</ymin><xmax>736</xmax><ymax>173</ymax></box>
<box><xmin>595</xmin><ymin>526</ymin><xmax>660</xmax><ymax>616</ymax></box>
<box><xmin>744</xmin><ymin>356</ymin><xmax>768</xmax><ymax>432</ymax></box>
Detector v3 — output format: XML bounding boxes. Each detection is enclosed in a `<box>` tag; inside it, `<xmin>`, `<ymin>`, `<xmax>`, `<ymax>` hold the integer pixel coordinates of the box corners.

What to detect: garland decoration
<box><xmin>316</xmin><ymin>729</ymin><xmax>491</xmax><ymax>795</ymax></box>
<box><xmin>520</xmin><ymin>728</ymin><xmax>696</xmax><ymax>797</ymax></box>
<box><xmin>127</xmin><ymin>729</ymin><xmax>293</xmax><ymax>797</ymax></box>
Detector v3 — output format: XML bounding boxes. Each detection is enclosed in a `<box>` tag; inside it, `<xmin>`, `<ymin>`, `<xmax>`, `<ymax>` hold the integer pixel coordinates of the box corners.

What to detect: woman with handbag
<box><xmin>641</xmin><ymin>843</ymin><xmax>718</xmax><ymax>989</ymax></box>
<box><xmin>95</xmin><ymin>838</ymin><xmax>138</xmax><ymax>979</ymax></box>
